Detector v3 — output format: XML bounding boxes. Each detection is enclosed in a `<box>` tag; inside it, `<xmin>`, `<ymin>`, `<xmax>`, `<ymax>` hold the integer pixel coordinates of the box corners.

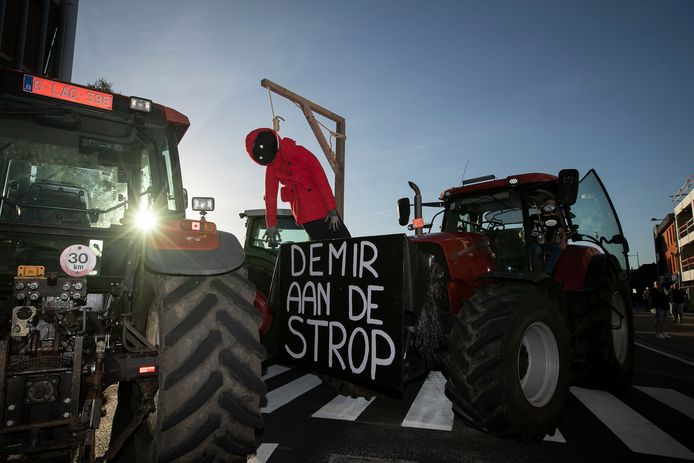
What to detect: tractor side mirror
<box><xmin>557</xmin><ymin>169</ymin><xmax>579</xmax><ymax>206</ymax></box>
<box><xmin>607</xmin><ymin>234</ymin><xmax>630</xmax><ymax>252</ymax></box>
<box><xmin>397</xmin><ymin>197</ymin><xmax>410</xmax><ymax>226</ymax></box>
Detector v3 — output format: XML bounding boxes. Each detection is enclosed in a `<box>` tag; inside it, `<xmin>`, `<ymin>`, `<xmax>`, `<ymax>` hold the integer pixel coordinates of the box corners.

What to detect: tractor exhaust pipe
<box><xmin>408</xmin><ymin>181</ymin><xmax>424</xmax><ymax>236</ymax></box>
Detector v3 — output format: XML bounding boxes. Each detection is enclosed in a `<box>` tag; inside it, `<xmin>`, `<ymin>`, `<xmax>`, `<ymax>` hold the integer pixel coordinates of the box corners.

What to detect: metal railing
<box><xmin>683</xmin><ymin>256</ymin><xmax>694</xmax><ymax>272</ymax></box>
<box><xmin>672</xmin><ymin>173</ymin><xmax>694</xmax><ymax>206</ymax></box>
<box><xmin>679</xmin><ymin>217</ymin><xmax>694</xmax><ymax>240</ymax></box>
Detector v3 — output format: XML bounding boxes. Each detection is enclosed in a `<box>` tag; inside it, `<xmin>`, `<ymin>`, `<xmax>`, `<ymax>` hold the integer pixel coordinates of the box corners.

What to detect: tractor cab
<box><xmin>239</xmin><ymin>208</ymin><xmax>309</xmax><ymax>295</ymax></box>
<box><xmin>0</xmin><ymin>69</ymin><xmax>192</xmax><ymax>286</ymax></box>
<box><xmin>398</xmin><ymin>169</ymin><xmax>628</xmax><ymax>279</ymax></box>
<box><xmin>0</xmin><ymin>75</ymin><xmax>187</xmax><ymax>233</ymax></box>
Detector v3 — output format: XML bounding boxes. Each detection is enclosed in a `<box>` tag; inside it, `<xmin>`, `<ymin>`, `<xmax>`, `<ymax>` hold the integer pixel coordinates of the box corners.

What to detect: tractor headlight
<box><xmin>136</xmin><ymin>207</ymin><xmax>157</xmax><ymax>230</ymax></box>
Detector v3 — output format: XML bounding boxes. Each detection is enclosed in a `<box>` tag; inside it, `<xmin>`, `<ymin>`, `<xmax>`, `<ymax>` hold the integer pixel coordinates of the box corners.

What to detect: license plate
<box><xmin>23</xmin><ymin>75</ymin><xmax>113</xmax><ymax>110</ymax></box>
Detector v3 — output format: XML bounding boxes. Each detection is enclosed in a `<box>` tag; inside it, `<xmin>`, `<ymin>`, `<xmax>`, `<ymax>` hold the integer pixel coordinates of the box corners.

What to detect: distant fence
<box><xmin>672</xmin><ymin>173</ymin><xmax>694</xmax><ymax>206</ymax></box>
<box><xmin>679</xmin><ymin>217</ymin><xmax>693</xmax><ymax>241</ymax></box>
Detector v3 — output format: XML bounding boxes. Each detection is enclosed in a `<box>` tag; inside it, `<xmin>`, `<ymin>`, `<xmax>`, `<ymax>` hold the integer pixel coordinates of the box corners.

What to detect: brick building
<box><xmin>652</xmin><ymin>213</ymin><xmax>678</xmax><ymax>283</ymax></box>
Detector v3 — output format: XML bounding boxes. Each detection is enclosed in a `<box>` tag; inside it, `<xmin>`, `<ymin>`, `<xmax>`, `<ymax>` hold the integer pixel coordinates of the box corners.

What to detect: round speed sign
<box><xmin>60</xmin><ymin>244</ymin><xmax>97</xmax><ymax>277</ymax></box>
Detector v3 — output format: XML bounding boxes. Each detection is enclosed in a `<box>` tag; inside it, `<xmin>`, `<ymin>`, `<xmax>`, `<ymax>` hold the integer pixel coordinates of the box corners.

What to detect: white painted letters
<box><xmin>286</xmin><ymin>282</ymin><xmax>302</xmax><ymax>314</ymax></box>
<box><xmin>291</xmin><ymin>245</ymin><xmax>306</xmax><ymax>276</ymax></box>
<box><xmin>285</xmin><ymin>315</ymin><xmax>307</xmax><ymax>359</ymax></box>
<box><xmin>282</xmin><ymin>239</ymin><xmax>398</xmax><ymax>382</ymax></box>
<box><xmin>328</xmin><ymin>241</ymin><xmax>347</xmax><ymax>277</ymax></box>
<box><xmin>309</xmin><ymin>243</ymin><xmax>324</xmax><ymax>276</ymax></box>
<box><xmin>370</xmin><ymin>329</ymin><xmax>395</xmax><ymax>380</ymax></box>
<box><xmin>359</xmin><ymin>241</ymin><xmax>379</xmax><ymax>278</ymax></box>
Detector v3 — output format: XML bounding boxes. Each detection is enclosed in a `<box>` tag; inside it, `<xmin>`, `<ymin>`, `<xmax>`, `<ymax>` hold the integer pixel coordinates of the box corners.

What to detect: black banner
<box><xmin>275</xmin><ymin>234</ymin><xmax>408</xmax><ymax>390</ymax></box>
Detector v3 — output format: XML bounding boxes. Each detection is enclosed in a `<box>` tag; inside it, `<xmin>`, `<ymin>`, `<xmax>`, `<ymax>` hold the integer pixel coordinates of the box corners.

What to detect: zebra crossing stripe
<box><xmin>543</xmin><ymin>428</ymin><xmax>565</xmax><ymax>443</ymax></box>
<box><xmin>262</xmin><ymin>364</ymin><xmax>291</xmax><ymax>381</ymax></box>
<box><xmin>401</xmin><ymin>371</ymin><xmax>454</xmax><ymax>431</ymax></box>
<box><xmin>312</xmin><ymin>395</ymin><xmax>375</xmax><ymax>421</ymax></box>
<box><xmin>636</xmin><ymin>386</ymin><xmax>694</xmax><ymax>421</ymax></box>
<box><xmin>571</xmin><ymin>386</ymin><xmax>694</xmax><ymax>460</ymax></box>
<box><xmin>261</xmin><ymin>374</ymin><xmax>322</xmax><ymax>413</ymax></box>
<box><xmin>249</xmin><ymin>443</ymin><xmax>279</xmax><ymax>463</ymax></box>
<box><xmin>635</xmin><ymin>341</ymin><xmax>694</xmax><ymax>367</ymax></box>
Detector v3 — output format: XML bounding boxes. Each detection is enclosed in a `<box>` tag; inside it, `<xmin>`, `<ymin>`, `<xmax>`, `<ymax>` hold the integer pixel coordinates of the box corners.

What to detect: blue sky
<box><xmin>73</xmin><ymin>0</ymin><xmax>694</xmax><ymax>268</ymax></box>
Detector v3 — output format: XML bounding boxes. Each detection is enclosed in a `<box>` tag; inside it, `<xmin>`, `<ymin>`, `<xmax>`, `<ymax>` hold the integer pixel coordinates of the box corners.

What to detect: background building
<box><xmin>0</xmin><ymin>0</ymin><xmax>79</xmax><ymax>80</ymax></box>
<box><xmin>651</xmin><ymin>174</ymin><xmax>693</xmax><ymax>311</ymax></box>
<box><xmin>653</xmin><ymin>213</ymin><xmax>678</xmax><ymax>284</ymax></box>
<box><xmin>673</xmin><ymin>174</ymin><xmax>694</xmax><ymax>289</ymax></box>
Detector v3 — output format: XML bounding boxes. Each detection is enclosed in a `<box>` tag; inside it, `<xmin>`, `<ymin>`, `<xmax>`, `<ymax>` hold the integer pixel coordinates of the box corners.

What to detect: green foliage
<box><xmin>87</xmin><ymin>77</ymin><xmax>114</xmax><ymax>93</ymax></box>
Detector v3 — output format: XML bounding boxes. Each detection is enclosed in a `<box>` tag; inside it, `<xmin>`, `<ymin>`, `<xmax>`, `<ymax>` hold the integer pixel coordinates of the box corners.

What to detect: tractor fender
<box><xmin>554</xmin><ymin>245</ymin><xmax>619</xmax><ymax>292</ymax></box>
<box><xmin>145</xmin><ymin>230</ymin><xmax>245</xmax><ymax>276</ymax></box>
<box><xmin>577</xmin><ymin>253</ymin><xmax>620</xmax><ymax>292</ymax></box>
<box><xmin>478</xmin><ymin>271</ymin><xmax>552</xmax><ymax>285</ymax></box>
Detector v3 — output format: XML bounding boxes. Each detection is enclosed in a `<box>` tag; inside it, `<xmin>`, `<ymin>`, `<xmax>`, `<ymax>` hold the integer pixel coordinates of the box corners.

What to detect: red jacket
<box><xmin>245</xmin><ymin>128</ymin><xmax>337</xmax><ymax>227</ymax></box>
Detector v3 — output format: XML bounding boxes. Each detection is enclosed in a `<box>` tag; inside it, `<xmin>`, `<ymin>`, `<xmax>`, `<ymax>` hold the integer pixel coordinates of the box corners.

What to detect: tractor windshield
<box><xmin>443</xmin><ymin>190</ymin><xmax>530</xmax><ymax>271</ymax></box>
<box><xmin>443</xmin><ymin>190</ymin><xmax>524</xmax><ymax>233</ymax></box>
<box><xmin>249</xmin><ymin>214</ymin><xmax>309</xmax><ymax>253</ymax></box>
<box><xmin>0</xmin><ymin>103</ymin><xmax>182</xmax><ymax>229</ymax></box>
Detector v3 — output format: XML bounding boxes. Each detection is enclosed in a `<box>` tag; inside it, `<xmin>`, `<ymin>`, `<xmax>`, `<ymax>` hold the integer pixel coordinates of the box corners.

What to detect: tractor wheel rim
<box><xmin>518</xmin><ymin>321</ymin><xmax>560</xmax><ymax>408</ymax></box>
<box><xmin>611</xmin><ymin>291</ymin><xmax>629</xmax><ymax>365</ymax></box>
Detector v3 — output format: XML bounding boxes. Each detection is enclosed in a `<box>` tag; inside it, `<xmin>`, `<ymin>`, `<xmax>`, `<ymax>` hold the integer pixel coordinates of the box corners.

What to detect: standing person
<box><xmin>244</xmin><ymin>128</ymin><xmax>350</xmax><ymax>246</ymax></box>
<box><xmin>643</xmin><ymin>286</ymin><xmax>651</xmax><ymax>312</ymax></box>
<box><xmin>668</xmin><ymin>282</ymin><xmax>686</xmax><ymax>324</ymax></box>
<box><xmin>649</xmin><ymin>281</ymin><xmax>670</xmax><ymax>338</ymax></box>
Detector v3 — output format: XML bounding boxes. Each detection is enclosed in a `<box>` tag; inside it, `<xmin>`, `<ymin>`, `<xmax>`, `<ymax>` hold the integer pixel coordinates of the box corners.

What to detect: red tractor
<box><xmin>271</xmin><ymin>169</ymin><xmax>633</xmax><ymax>441</ymax></box>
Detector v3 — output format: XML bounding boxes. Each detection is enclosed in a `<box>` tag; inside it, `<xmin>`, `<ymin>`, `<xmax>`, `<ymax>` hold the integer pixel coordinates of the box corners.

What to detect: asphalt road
<box><xmin>96</xmin><ymin>309</ymin><xmax>694</xmax><ymax>462</ymax></box>
<box><xmin>252</xmin><ymin>310</ymin><xmax>694</xmax><ymax>463</ymax></box>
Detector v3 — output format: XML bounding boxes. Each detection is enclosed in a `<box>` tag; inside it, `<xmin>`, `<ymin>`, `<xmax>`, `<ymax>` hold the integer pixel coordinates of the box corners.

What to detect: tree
<box><xmin>87</xmin><ymin>77</ymin><xmax>113</xmax><ymax>93</ymax></box>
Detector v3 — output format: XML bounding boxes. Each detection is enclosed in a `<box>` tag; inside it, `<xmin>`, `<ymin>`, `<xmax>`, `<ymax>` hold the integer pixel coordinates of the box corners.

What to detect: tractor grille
<box><xmin>9</xmin><ymin>355</ymin><xmax>72</xmax><ymax>373</ymax></box>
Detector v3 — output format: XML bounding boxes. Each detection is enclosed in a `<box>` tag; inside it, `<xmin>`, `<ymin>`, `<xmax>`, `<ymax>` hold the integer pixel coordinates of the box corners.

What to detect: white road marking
<box><xmin>635</xmin><ymin>341</ymin><xmax>694</xmax><ymax>367</ymax></box>
<box><xmin>261</xmin><ymin>374</ymin><xmax>322</xmax><ymax>413</ymax></box>
<box><xmin>401</xmin><ymin>371</ymin><xmax>454</xmax><ymax>431</ymax></box>
<box><xmin>250</xmin><ymin>443</ymin><xmax>279</xmax><ymax>463</ymax></box>
<box><xmin>636</xmin><ymin>386</ymin><xmax>694</xmax><ymax>420</ymax></box>
<box><xmin>312</xmin><ymin>395</ymin><xmax>375</xmax><ymax>421</ymax></box>
<box><xmin>262</xmin><ymin>364</ymin><xmax>291</xmax><ymax>381</ymax></box>
<box><xmin>571</xmin><ymin>386</ymin><xmax>694</xmax><ymax>460</ymax></box>
<box><xmin>543</xmin><ymin>428</ymin><xmax>566</xmax><ymax>443</ymax></box>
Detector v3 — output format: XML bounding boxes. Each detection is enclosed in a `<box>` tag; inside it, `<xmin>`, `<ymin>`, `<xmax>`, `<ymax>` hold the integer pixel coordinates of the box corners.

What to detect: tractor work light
<box><xmin>130</xmin><ymin>97</ymin><xmax>152</xmax><ymax>113</ymax></box>
<box><xmin>192</xmin><ymin>197</ymin><xmax>215</xmax><ymax>212</ymax></box>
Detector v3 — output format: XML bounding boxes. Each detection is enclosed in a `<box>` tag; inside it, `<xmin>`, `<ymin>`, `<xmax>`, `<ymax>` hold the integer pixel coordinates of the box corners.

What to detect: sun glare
<box><xmin>136</xmin><ymin>207</ymin><xmax>157</xmax><ymax>230</ymax></box>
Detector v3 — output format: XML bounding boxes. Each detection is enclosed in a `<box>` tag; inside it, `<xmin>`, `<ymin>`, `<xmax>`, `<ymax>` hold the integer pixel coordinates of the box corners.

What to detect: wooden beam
<box><xmin>261</xmin><ymin>79</ymin><xmax>345</xmax><ymax>124</ymax></box>
<box><xmin>261</xmin><ymin>78</ymin><xmax>346</xmax><ymax>218</ymax></box>
<box><xmin>300</xmin><ymin>103</ymin><xmax>338</xmax><ymax>171</ymax></box>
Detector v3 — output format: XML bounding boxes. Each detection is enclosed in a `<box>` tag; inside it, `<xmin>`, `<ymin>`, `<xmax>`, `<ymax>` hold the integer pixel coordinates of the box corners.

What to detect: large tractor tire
<box><xmin>442</xmin><ymin>282</ymin><xmax>571</xmax><ymax>441</ymax></box>
<box><xmin>569</xmin><ymin>270</ymin><xmax>634</xmax><ymax>393</ymax></box>
<box><xmin>136</xmin><ymin>270</ymin><xmax>266</xmax><ymax>463</ymax></box>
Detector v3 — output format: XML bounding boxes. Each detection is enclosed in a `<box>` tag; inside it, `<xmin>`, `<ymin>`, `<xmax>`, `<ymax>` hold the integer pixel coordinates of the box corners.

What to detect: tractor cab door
<box><xmin>571</xmin><ymin>169</ymin><xmax>629</xmax><ymax>272</ymax></box>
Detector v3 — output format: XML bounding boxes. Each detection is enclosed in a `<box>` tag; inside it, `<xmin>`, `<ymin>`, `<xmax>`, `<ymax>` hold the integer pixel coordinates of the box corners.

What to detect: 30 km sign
<box><xmin>60</xmin><ymin>244</ymin><xmax>97</xmax><ymax>277</ymax></box>
<box><xmin>275</xmin><ymin>234</ymin><xmax>410</xmax><ymax>390</ymax></box>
